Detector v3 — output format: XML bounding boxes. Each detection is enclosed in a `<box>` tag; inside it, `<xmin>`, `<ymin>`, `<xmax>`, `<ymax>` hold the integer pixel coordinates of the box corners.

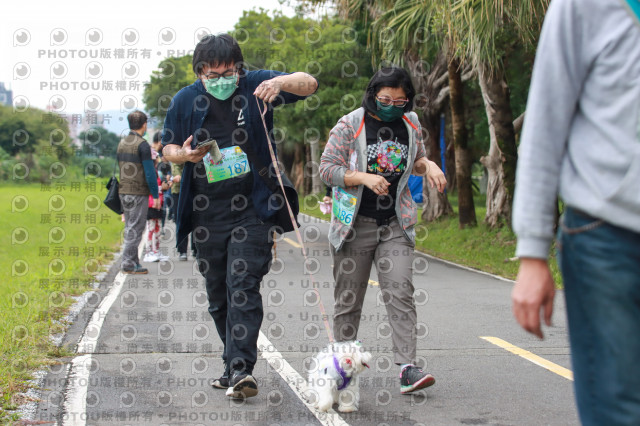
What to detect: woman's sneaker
<box><xmin>400</xmin><ymin>365</ymin><xmax>435</xmax><ymax>394</ymax></box>
<box><xmin>225</xmin><ymin>371</ymin><xmax>258</xmax><ymax>399</ymax></box>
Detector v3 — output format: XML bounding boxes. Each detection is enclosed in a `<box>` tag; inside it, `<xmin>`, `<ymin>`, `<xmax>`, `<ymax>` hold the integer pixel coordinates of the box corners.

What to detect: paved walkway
<box><xmin>34</xmin><ymin>214</ymin><xmax>578</xmax><ymax>425</ymax></box>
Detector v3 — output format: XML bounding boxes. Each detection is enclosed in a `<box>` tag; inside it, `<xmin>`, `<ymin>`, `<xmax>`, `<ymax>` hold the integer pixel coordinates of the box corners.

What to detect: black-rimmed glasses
<box><xmin>203</xmin><ymin>69</ymin><xmax>236</xmax><ymax>81</ymax></box>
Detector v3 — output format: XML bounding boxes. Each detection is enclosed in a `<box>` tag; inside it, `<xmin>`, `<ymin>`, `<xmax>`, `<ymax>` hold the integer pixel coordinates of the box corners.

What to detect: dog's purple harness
<box><xmin>333</xmin><ymin>355</ymin><xmax>351</xmax><ymax>390</ymax></box>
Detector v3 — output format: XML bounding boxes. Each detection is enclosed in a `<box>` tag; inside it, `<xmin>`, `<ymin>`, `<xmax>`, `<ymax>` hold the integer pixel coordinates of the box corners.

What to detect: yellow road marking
<box><xmin>480</xmin><ymin>336</ymin><xmax>573</xmax><ymax>381</ymax></box>
<box><xmin>283</xmin><ymin>237</ymin><xmax>302</xmax><ymax>249</ymax></box>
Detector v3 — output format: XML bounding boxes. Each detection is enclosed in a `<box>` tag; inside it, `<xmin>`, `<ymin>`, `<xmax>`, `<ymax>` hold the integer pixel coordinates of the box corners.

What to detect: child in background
<box><xmin>153</xmin><ymin>131</ymin><xmax>173</xmax><ymax>233</ymax></box>
<box><xmin>158</xmin><ymin>157</ymin><xmax>172</xmax><ymax>234</ymax></box>
<box><xmin>143</xmin><ymin>149</ymin><xmax>168</xmax><ymax>262</ymax></box>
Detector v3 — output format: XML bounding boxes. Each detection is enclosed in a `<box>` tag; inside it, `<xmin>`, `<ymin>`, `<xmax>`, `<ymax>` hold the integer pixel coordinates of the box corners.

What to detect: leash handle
<box><xmin>256</xmin><ymin>98</ymin><xmax>335</xmax><ymax>344</ymax></box>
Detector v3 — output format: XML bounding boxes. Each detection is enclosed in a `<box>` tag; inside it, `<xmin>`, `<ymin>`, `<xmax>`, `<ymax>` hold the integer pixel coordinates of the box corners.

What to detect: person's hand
<box><xmin>172</xmin><ymin>175</ymin><xmax>181</xmax><ymax>184</ymax></box>
<box><xmin>512</xmin><ymin>258</ymin><xmax>556</xmax><ymax>339</ymax></box>
<box><xmin>182</xmin><ymin>135</ymin><xmax>208</xmax><ymax>163</ymax></box>
<box><xmin>322</xmin><ymin>196</ymin><xmax>332</xmax><ymax>204</ymax></box>
<box><xmin>253</xmin><ymin>77</ymin><xmax>282</xmax><ymax>103</ymax></box>
<box><xmin>426</xmin><ymin>160</ymin><xmax>447</xmax><ymax>193</ymax></box>
<box><xmin>161</xmin><ymin>182</ymin><xmax>169</xmax><ymax>191</ymax></box>
<box><xmin>361</xmin><ymin>174</ymin><xmax>390</xmax><ymax>196</ymax></box>
<box><xmin>152</xmin><ymin>198</ymin><xmax>161</xmax><ymax>210</ymax></box>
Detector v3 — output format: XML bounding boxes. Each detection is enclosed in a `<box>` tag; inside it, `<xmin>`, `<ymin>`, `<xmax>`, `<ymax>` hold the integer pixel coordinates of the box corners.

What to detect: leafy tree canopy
<box><xmin>235</xmin><ymin>10</ymin><xmax>372</xmax><ymax>152</ymax></box>
<box><xmin>78</xmin><ymin>126</ymin><xmax>121</xmax><ymax>158</ymax></box>
<box><xmin>143</xmin><ymin>55</ymin><xmax>194</xmax><ymax>126</ymax></box>
<box><xmin>143</xmin><ymin>9</ymin><xmax>372</xmax><ymax>153</ymax></box>
<box><xmin>0</xmin><ymin>104</ymin><xmax>72</xmax><ymax>161</ymax></box>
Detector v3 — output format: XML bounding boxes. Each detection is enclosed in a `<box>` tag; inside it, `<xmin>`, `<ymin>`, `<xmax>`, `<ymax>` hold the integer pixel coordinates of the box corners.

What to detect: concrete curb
<box><xmin>16</xmin><ymin>251</ymin><xmax>123</xmax><ymax>423</ymax></box>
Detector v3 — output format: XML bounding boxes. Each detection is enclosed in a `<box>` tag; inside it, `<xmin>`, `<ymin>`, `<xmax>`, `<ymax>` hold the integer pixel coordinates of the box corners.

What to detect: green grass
<box><xmin>299</xmin><ymin>192</ymin><xmax>562</xmax><ymax>285</ymax></box>
<box><xmin>0</xmin><ymin>181</ymin><xmax>124</xmax><ymax>420</ymax></box>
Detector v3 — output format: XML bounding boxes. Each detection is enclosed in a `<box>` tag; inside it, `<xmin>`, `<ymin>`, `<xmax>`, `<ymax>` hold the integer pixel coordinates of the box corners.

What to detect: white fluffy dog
<box><xmin>308</xmin><ymin>341</ymin><xmax>372</xmax><ymax>413</ymax></box>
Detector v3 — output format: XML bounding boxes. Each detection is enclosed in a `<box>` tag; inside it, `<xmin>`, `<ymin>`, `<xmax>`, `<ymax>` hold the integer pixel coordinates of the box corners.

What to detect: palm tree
<box><xmin>362</xmin><ymin>0</ymin><xmax>479</xmax><ymax>227</ymax></box>
<box><xmin>448</xmin><ymin>55</ymin><xmax>477</xmax><ymax>227</ymax></box>
<box><xmin>452</xmin><ymin>0</ymin><xmax>549</xmax><ymax>227</ymax></box>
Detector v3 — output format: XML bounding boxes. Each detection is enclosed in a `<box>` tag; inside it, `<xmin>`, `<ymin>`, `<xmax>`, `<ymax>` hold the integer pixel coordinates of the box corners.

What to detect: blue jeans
<box><xmin>559</xmin><ymin>207</ymin><xmax>640</xmax><ymax>426</ymax></box>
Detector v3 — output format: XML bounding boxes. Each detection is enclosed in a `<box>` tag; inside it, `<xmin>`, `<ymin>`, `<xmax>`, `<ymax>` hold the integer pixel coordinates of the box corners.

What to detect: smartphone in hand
<box><xmin>196</xmin><ymin>138</ymin><xmax>216</xmax><ymax>149</ymax></box>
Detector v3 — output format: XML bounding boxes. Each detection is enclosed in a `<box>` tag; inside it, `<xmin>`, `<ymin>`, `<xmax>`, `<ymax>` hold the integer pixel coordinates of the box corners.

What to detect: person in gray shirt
<box><xmin>511</xmin><ymin>0</ymin><xmax>640</xmax><ymax>424</ymax></box>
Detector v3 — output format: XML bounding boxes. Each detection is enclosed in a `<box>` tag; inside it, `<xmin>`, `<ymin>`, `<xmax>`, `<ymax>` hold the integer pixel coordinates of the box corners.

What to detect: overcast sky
<box><xmin>2</xmin><ymin>0</ymin><xmax>302</xmax><ymax>119</ymax></box>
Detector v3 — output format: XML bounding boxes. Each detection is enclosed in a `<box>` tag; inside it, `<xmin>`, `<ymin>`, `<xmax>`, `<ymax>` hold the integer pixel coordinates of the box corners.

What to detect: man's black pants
<box><xmin>193</xmin><ymin>204</ymin><xmax>273</xmax><ymax>375</ymax></box>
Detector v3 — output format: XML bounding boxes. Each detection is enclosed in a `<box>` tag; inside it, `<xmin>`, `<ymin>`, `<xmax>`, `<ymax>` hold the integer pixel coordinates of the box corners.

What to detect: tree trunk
<box><xmin>405</xmin><ymin>51</ymin><xmax>454</xmax><ymax>222</ymax></box>
<box><xmin>478</xmin><ymin>63</ymin><xmax>518</xmax><ymax>228</ymax></box>
<box><xmin>304</xmin><ymin>143</ymin><xmax>312</xmax><ymax>195</ymax></box>
<box><xmin>448</xmin><ymin>57</ymin><xmax>477</xmax><ymax>228</ymax></box>
<box><xmin>420</xmin><ymin>110</ymin><xmax>454</xmax><ymax>222</ymax></box>
<box><xmin>307</xmin><ymin>137</ymin><xmax>323</xmax><ymax>194</ymax></box>
<box><xmin>291</xmin><ymin>143</ymin><xmax>305</xmax><ymax>191</ymax></box>
<box><xmin>278</xmin><ymin>146</ymin><xmax>295</xmax><ymax>180</ymax></box>
<box><xmin>443</xmin><ymin>108</ymin><xmax>457</xmax><ymax>193</ymax></box>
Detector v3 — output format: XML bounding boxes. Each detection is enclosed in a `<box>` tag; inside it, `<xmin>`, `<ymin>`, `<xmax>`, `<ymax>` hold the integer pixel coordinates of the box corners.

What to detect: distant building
<box><xmin>0</xmin><ymin>82</ymin><xmax>12</xmax><ymax>106</ymax></box>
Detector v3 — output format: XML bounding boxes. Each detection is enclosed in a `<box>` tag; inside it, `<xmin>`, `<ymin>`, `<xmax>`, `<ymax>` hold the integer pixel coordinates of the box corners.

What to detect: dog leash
<box><xmin>256</xmin><ymin>98</ymin><xmax>335</xmax><ymax>344</ymax></box>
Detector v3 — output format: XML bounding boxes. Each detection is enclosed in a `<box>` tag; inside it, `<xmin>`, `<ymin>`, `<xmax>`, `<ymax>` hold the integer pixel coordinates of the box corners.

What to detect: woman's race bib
<box><xmin>332</xmin><ymin>186</ymin><xmax>357</xmax><ymax>226</ymax></box>
<box><xmin>203</xmin><ymin>146</ymin><xmax>251</xmax><ymax>183</ymax></box>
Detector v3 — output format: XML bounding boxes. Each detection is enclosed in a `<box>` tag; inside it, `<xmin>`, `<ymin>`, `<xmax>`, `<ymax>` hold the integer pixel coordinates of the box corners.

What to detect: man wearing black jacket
<box><xmin>162</xmin><ymin>34</ymin><xmax>317</xmax><ymax>399</ymax></box>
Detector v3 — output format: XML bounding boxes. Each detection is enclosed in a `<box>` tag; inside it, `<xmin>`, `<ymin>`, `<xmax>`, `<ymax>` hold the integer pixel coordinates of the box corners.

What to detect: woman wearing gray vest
<box><xmin>320</xmin><ymin>67</ymin><xmax>446</xmax><ymax>395</ymax></box>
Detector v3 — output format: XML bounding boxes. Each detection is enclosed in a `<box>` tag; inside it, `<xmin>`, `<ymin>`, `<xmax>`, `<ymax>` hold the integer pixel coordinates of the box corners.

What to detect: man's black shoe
<box><xmin>211</xmin><ymin>373</ymin><xmax>229</xmax><ymax>389</ymax></box>
<box><xmin>225</xmin><ymin>371</ymin><xmax>258</xmax><ymax>399</ymax></box>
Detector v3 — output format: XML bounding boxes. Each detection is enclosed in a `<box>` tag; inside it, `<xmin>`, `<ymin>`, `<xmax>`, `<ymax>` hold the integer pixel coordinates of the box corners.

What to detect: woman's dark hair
<box><xmin>192</xmin><ymin>33</ymin><xmax>244</xmax><ymax>76</ymax></box>
<box><xmin>361</xmin><ymin>66</ymin><xmax>416</xmax><ymax>113</ymax></box>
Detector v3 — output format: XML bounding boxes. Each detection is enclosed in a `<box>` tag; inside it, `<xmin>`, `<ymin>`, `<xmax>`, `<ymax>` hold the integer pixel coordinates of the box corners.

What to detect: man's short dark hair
<box><xmin>153</xmin><ymin>131</ymin><xmax>162</xmax><ymax>143</ymax></box>
<box><xmin>362</xmin><ymin>66</ymin><xmax>416</xmax><ymax>114</ymax></box>
<box><xmin>127</xmin><ymin>110</ymin><xmax>147</xmax><ymax>130</ymax></box>
<box><xmin>192</xmin><ymin>33</ymin><xmax>244</xmax><ymax>76</ymax></box>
